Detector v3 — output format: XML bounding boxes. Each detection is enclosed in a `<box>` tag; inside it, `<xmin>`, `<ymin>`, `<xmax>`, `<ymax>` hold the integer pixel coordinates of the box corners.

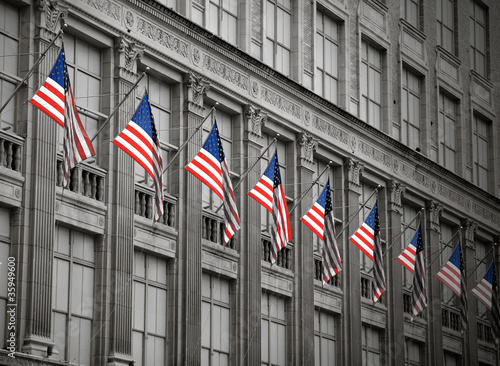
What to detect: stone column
<box><xmin>106</xmin><ymin>37</ymin><xmax>144</xmax><ymax>366</ymax></box>
<box><xmin>342</xmin><ymin>158</ymin><xmax>363</xmax><ymax>366</ymax></box>
<box><xmin>426</xmin><ymin>200</ymin><xmax>444</xmax><ymax>366</ymax></box>
<box><xmin>386</xmin><ymin>181</ymin><xmax>405</xmax><ymax>366</ymax></box>
<box><xmin>462</xmin><ymin>219</ymin><xmax>478</xmax><ymax>366</ymax></box>
<box><xmin>291</xmin><ymin>133</ymin><xmax>317</xmax><ymax>365</ymax></box>
<box><xmin>238</xmin><ymin>104</ymin><xmax>265</xmax><ymax>365</ymax></box>
<box><xmin>178</xmin><ymin>73</ymin><xmax>209</xmax><ymax>365</ymax></box>
<box><xmin>21</xmin><ymin>1</ymin><xmax>67</xmax><ymax>355</ymax></box>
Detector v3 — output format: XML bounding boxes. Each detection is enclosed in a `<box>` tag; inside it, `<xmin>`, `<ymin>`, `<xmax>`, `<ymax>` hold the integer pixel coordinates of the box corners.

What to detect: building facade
<box><xmin>0</xmin><ymin>0</ymin><xmax>499</xmax><ymax>365</ymax></box>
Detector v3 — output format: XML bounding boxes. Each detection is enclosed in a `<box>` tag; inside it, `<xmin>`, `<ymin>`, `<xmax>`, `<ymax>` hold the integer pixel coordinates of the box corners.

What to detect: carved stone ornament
<box><xmin>344</xmin><ymin>157</ymin><xmax>362</xmax><ymax>186</ymax></box>
<box><xmin>244</xmin><ymin>104</ymin><xmax>266</xmax><ymax>137</ymax></box>
<box><xmin>36</xmin><ymin>0</ymin><xmax>68</xmax><ymax>34</ymax></box>
<box><xmin>388</xmin><ymin>180</ymin><xmax>405</xmax><ymax>207</ymax></box>
<box><xmin>298</xmin><ymin>133</ymin><xmax>318</xmax><ymax>162</ymax></box>
<box><xmin>115</xmin><ymin>37</ymin><xmax>144</xmax><ymax>74</ymax></box>
<box><xmin>184</xmin><ymin>73</ymin><xmax>210</xmax><ymax>106</ymax></box>
<box><xmin>461</xmin><ymin>218</ymin><xmax>478</xmax><ymax>249</ymax></box>
<box><xmin>426</xmin><ymin>200</ymin><xmax>443</xmax><ymax>231</ymax></box>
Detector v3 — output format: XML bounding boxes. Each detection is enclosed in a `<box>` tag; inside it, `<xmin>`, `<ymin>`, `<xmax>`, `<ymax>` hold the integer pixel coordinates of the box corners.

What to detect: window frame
<box><xmin>469</xmin><ymin>0</ymin><xmax>487</xmax><ymax>78</ymax></box>
<box><xmin>401</xmin><ymin>0</ymin><xmax>420</xmax><ymax>29</ymax></box>
<box><xmin>472</xmin><ymin>113</ymin><xmax>489</xmax><ymax>191</ymax></box>
<box><xmin>315</xmin><ymin>10</ymin><xmax>339</xmax><ymax>104</ymax></box>
<box><xmin>263</xmin><ymin>0</ymin><xmax>292</xmax><ymax>76</ymax></box>
<box><xmin>314</xmin><ymin>308</ymin><xmax>337</xmax><ymax>366</ymax></box>
<box><xmin>360</xmin><ymin>40</ymin><xmax>382</xmax><ymax>129</ymax></box>
<box><xmin>401</xmin><ymin>67</ymin><xmax>421</xmax><ymax>150</ymax></box>
<box><xmin>261</xmin><ymin>292</ymin><xmax>287</xmax><ymax>366</ymax></box>
<box><xmin>438</xmin><ymin>92</ymin><xmax>457</xmax><ymax>173</ymax></box>
<box><xmin>437</xmin><ymin>0</ymin><xmax>455</xmax><ymax>54</ymax></box>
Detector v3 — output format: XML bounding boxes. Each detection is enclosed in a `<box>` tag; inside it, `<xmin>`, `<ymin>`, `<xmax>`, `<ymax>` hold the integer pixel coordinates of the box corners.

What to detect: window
<box><xmin>201</xmin><ymin>109</ymin><xmax>233</xmax><ymax>211</ymax></box>
<box><xmin>405</xmin><ymin>339</ymin><xmax>422</xmax><ymax>366</ymax></box>
<box><xmin>134</xmin><ymin>75</ymin><xmax>171</xmax><ymax>185</ymax></box>
<box><xmin>401</xmin><ymin>68</ymin><xmax>421</xmax><ymax>150</ymax></box>
<box><xmin>360</xmin><ymin>40</ymin><xmax>382</xmax><ymax>129</ymax></box>
<box><xmin>263</xmin><ymin>0</ymin><xmax>291</xmax><ymax>76</ymax></box>
<box><xmin>52</xmin><ymin>226</ymin><xmax>95</xmax><ymax>365</ymax></box>
<box><xmin>259</xmin><ymin>133</ymin><xmax>287</xmax><ymax>233</ymax></box>
<box><xmin>132</xmin><ymin>252</ymin><xmax>168</xmax><ymax>366</ymax></box>
<box><xmin>201</xmin><ymin>273</ymin><xmax>230</xmax><ymax>366</ymax></box>
<box><xmin>437</xmin><ymin>0</ymin><xmax>455</xmax><ymax>54</ymax></box>
<box><xmin>0</xmin><ymin>2</ymin><xmax>20</xmax><ymax>130</ymax></box>
<box><xmin>444</xmin><ymin>351</ymin><xmax>460</xmax><ymax>366</ymax></box>
<box><xmin>155</xmin><ymin>0</ymin><xmax>176</xmax><ymax>10</ymax></box>
<box><xmin>315</xmin><ymin>11</ymin><xmax>339</xmax><ymax>104</ymax></box>
<box><xmin>362</xmin><ymin>325</ymin><xmax>381</xmax><ymax>365</ymax></box>
<box><xmin>0</xmin><ymin>208</ymin><xmax>11</xmax><ymax>348</ymax></box>
<box><xmin>261</xmin><ymin>292</ymin><xmax>286</xmax><ymax>366</ymax></box>
<box><xmin>314</xmin><ymin>309</ymin><xmax>336</xmax><ymax>366</ymax></box>
<box><xmin>62</xmin><ymin>35</ymin><xmax>102</xmax><ymax>153</ymax></box>
<box><xmin>472</xmin><ymin>114</ymin><xmax>489</xmax><ymax>191</ymax></box>
<box><xmin>470</xmin><ymin>1</ymin><xmax>487</xmax><ymax>77</ymax></box>
<box><xmin>438</xmin><ymin>92</ymin><xmax>457</xmax><ymax>172</ymax></box>
<box><xmin>401</xmin><ymin>0</ymin><xmax>419</xmax><ymax>28</ymax></box>
<box><xmin>208</xmin><ymin>0</ymin><xmax>237</xmax><ymax>45</ymax></box>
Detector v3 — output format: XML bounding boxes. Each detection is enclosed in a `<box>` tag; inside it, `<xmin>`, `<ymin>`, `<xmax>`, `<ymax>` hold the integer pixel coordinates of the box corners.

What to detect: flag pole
<box><xmin>288</xmin><ymin>163</ymin><xmax>331</xmax><ymax>215</ymax></box>
<box><xmin>213</xmin><ymin>136</ymin><xmax>277</xmax><ymax>214</ymax></box>
<box><xmin>91</xmin><ymin>69</ymin><xmax>149</xmax><ymax>143</ymax></box>
<box><xmin>466</xmin><ymin>247</ymin><xmax>495</xmax><ymax>281</ymax></box>
<box><xmin>162</xmin><ymin>104</ymin><xmax>218</xmax><ymax>174</ymax></box>
<box><xmin>335</xmin><ymin>185</ymin><xmax>381</xmax><ymax>240</ymax></box>
<box><xmin>426</xmin><ymin>228</ymin><xmax>462</xmax><ymax>271</ymax></box>
<box><xmin>382</xmin><ymin>208</ymin><xmax>425</xmax><ymax>257</ymax></box>
<box><xmin>0</xmin><ymin>27</ymin><xmax>65</xmax><ymax>115</ymax></box>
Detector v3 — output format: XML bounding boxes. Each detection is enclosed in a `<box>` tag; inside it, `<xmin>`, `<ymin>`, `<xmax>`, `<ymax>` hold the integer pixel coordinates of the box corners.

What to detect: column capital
<box><xmin>344</xmin><ymin>157</ymin><xmax>363</xmax><ymax>189</ymax></box>
<box><xmin>244</xmin><ymin>104</ymin><xmax>266</xmax><ymax>140</ymax></box>
<box><xmin>388</xmin><ymin>180</ymin><xmax>404</xmax><ymax>212</ymax></box>
<box><xmin>114</xmin><ymin>36</ymin><xmax>144</xmax><ymax>77</ymax></box>
<box><xmin>184</xmin><ymin>72</ymin><xmax>210</xmax><ymax>107</ymax></box>
<box><xmin>426</xmin><ymin>200</ymin><xmax>443</xmax><ymax>232</ymax></box>
<box><xmin>36</xmin><ymin>0</ymin><xmax>67</xmax><ymax>37</ymax></box>
<box><xmin>461</xmin><ymin>219</ymin><xmax>477</xmax><ymax>249</ymax></box>
<box><xmin>297</xmin><ymin>132</ymin><xmax>317</xmax><ymax>169</ymax></box>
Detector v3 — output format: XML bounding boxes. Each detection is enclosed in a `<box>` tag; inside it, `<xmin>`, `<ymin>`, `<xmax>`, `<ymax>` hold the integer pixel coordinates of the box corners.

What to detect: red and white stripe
<box><xmin>248</xmin><ymin>175</ymin><xmax>273</xmax><ymax>213</ymax></box>
<box><xmin>185</xmin><ymin>148</ymin><xmax>223</xmax><ymax>200</ymax></box>
<box><xmin>349</xmin><ymin>222</ymin><xmax>374</xmax><ymax>260</ymax></box>
<box><xmin>300</xmin><ymin>202</ymin><xmax>325</xmax><ymax>240</ymax></box>
<box><xmin>397</xmin><ymin>243</ymin><xmax>417</xmax><ymax>274</ymax></box>
<box><xmin>436</xmin><ymin>262</ymin><xmax>461</xmax><ymax>296</ymax></box>
<box><xmin>472</xmin><ymin>278</ymin><xmax>493</xmax><ymax>309</ymax></box>
<box><xmin>30</xmin><ymin>77</ymin><xmax>65</xmax><ymax>128</ymax></box>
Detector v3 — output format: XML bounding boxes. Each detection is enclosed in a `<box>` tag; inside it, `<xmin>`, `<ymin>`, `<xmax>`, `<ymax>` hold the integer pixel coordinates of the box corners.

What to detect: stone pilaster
<box><xmin>178</xmin><ymin>72</ymin><xmax>209</xmax><ymax>365</ymax></box>
<box><xmin>386</xmin><ymin>180</ymin><xmax>405</xmax><ymax>366</ymax></box>
<box><xmin>462</xmin><ymin>218</ymin><xmax>478</xmax><ymax>366</ymax></box>
<box><xmin>343</xmin><ymin>157</ymin><xmax>363</xmax><ymax>366</ymax></box>
<box><xmin>292</xmin><ymin>132</ymin><xmax>316</xmax><ymax>365</ymax></box>
<box><xmin>238</xmin><ymin>104</ymin><xmax>265</xmax><ymax>365</ymax></box>
<box><xmin>21</xmin><ymin>1</ymin><xmax>66</xmax><ymax>355</ymax></box>
<box><xmin>106</xmin><ymin>37</ymin><xmax>143</xmax><ymax>366</ymax></box>
<box><xmin>426</xmin><ymin>200</ymin><xmax>444</xmax><ymax>366</ymax></box>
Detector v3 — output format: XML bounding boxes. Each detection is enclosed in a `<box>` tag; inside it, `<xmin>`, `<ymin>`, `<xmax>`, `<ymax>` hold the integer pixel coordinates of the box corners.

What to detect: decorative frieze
<box><xmin>36</xmin><ymin>0</ymin><xmax>68</xmax><ymax>33</ymax></box>
<box><xmin>311</xmin><ymin>116</ymin><xmax>349</xmax><ymax>146</ymax></box>
<box><xmin>261</xmin><ymin>86</ymin><xmax>301</xmax><ymax>119</ymax></box>
<box><xmin>115</xmin><ymin>37</ymin><xmax>144</xmax><ymax>74</ymax></box>
<box><xmin>358</xmin><ymin>140</ymin><xmax>391</xmax><ymax>168</ymax></box>
<box><xmin>137</xmin><ymin>17</ymin><xmax>189</xmax><ymax>59</ymax></box>
<box><xmin>184</xmin><ymin>73</ymin><xmax>210</xmax><ymax>106</ymax></box>
<box><xmin>84</xmin><ymin>0</ymin><xmax>120</xmax><ymax>20</ymax></box>
<box><xmin>202</xmin><ymin>54</ymin><xmax>249</xmax><ymax>91</ymax></box>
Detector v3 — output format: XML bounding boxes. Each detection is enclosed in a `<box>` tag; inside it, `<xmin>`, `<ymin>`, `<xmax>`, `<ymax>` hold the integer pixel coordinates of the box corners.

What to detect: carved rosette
<box><xmin>36</xmin><ymin>0</ymin><xmax>68</xmax><ymax>36</ymax></box>
<box><xmin>388</xmin><ymin>180</ymin><xmax>404</xmax><ymax>212</ymax></box>
<box><xmin>461</xmin><ymin>219</ymin><xmax>477</xmax><ymax>250</ymax></box>
<box><xmin>344</xmin><ymin>157</ymin><xmax>363</xmax><ymax>189</ymax></box>
<box><xmin>297</xmin><ymin>132</ymin><xmax>317</xmax><ymax>165</ymax></box>
<box><xmin>244</xmin><ymin>104</ymin><xmax>266</xmax><ymax>139</ymax></box>
<box><xmin>184</xmin><ymin>73</ymin><xmax>210</xmax><ymax>107</ymax></box>
<box><xmin>115</xmin><ymin>37</ymin><xmax>144</xmax><ymax>75</ymax></box>
<box><xmin>426</xmin><ymin>200</ymin><xmax>443</xmax><ymax>232</ymax></box>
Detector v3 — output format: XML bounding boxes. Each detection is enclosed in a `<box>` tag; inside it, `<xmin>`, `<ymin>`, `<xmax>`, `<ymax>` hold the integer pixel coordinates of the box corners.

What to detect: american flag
<box><xmin>397</xmin><ymin>225</ymin><xmax>420</xmax><ymax>274</ymax></box>
<box><xmin>436</xmin><ymin>242</ymin><xmax>467</xmax><ymax>330</ymax></box>
<box><xmin>113</xmin><ymin>91</ymin><xmax>164</xmax><ymax>222</ymax></box>
<box><xmin>185</xmin><ymin>121</ymin><xmax>240</xmax><ymax>245</ymax></box>
<box><xmin>300</xmin><ymin>179</ymin><xmax>341</xmax><ymax>283</ymax></box>
<box><xmin>409</xmin><ymin>225</ymin><xmax>427</xmax><ymax>320</ymax></box>
<box><xmin>349</xmin><ymin>202</ymin><xmax>379</xmax><ymax>260</ymax></box>
<box><xmin>370</xmin><ymin>202</ymin><xmax>386</xmax><ymax>303</ymax></box>
<box><xmin>30</xmin><ymin>45</ymin><xmax>95</xmax><ymax>186</ymax></box>
<box><xmin>490</xmin><ymin>263</ymin><xmax>500</xmax><ymax>344</ymax></box>
<box><xmin>248</xmin><ymin>150</ymin><xmax>291</xmax><ymax>264</ymax></box>
<box><xmin>471</xmin><ymin>262</ymin><xmax>495</xmax><ymax>309</ymax></box>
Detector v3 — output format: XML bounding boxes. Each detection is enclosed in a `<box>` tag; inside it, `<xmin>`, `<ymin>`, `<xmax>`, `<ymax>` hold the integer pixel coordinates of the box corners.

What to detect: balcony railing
<box><xmin>442</xmin><ymin>306</ymin><xmax>461</xmax><ymax>332</ymax></box>
<box><xmin>0</xmin><ymin>131</ymin><xmax>22</xmax><ymax>172</ymax></box>
<box><xmin>134</xmin><ymin>187</ymin><xmax>176</xmax><ymax>227</ymax></box>
<box><xmin>201</xmin><ymin>212</ymin><xmax>234</xmax><ymax>249</ymax></box>
<box><xmin>56</xmin><ymin>159</ymin><xmax>105</xmax><ymax>202</ymax></box>
<box><xmin>262</xmin><ymin>238</ymin><xmax>292</xmax><ymax>270</ymax></box>
<box><xmin>314</xmin><ymin>257</ymin><xmax>341</xmax><ymax>288</ymax></box>
<box><xmin>477</xmin><ymin>320</ymin><xmax>494</xmax><ymax>344</ymax></box>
